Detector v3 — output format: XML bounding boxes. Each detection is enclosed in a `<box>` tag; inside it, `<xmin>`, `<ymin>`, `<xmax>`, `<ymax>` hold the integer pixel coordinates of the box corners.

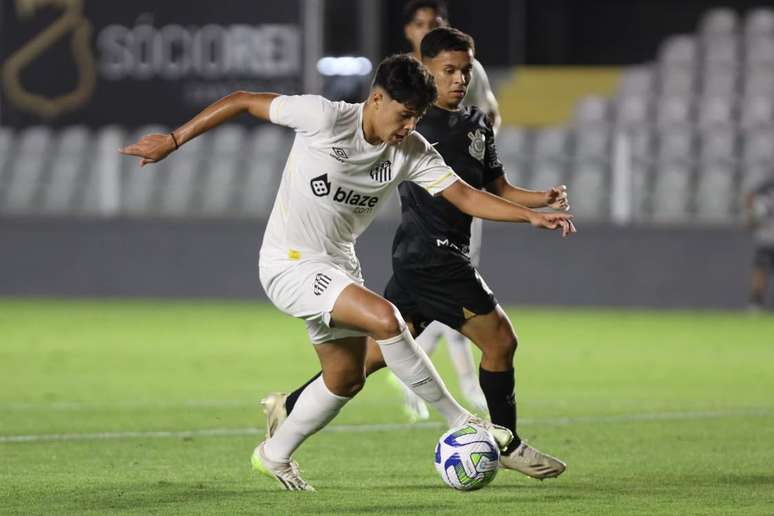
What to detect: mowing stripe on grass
<box><xmin>1</xmin><ymin>408</ymin><xmax>771</xmax><ymax>444</ymax></box>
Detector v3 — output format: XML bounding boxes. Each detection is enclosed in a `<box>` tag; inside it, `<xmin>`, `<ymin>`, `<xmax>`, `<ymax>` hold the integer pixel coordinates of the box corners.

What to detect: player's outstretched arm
<box><xmin>441</xmin><ymin>180</ymin><xmax>576</xmax><ymax>237</ymax></box>
<box><xmin>486</xmin><ymin>176</ymin><xmax>570</xmax><ymax>211</ymax></box>
<box><xmin>119</xmin><ymin>91</ymin><xmax>279</xmax><ymax>167</ymax></box>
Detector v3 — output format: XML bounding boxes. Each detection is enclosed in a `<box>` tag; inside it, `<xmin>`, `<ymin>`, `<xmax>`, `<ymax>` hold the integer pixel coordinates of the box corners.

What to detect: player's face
<box><xmin>404</xmin><ymin>8</ymin><xmax>446</xmax><ymax>54</ymax></box>
<box><xmin>372</xmin><ymin>91</ymin><xmax>424</xmax><ymax>145</ymax></box>
<box><xmin>423</xmin><ymin>49</ymin><xmax>473</xmax><ymax>110</ymax></box>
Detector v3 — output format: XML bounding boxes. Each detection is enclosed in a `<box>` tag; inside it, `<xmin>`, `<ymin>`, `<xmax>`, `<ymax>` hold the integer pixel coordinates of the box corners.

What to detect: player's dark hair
<box><xmin>403</xmin><ymin>0</ymin><xmax>448</xmax><ymax>25</ymax></box>
<box><xmin>420</xmin><ymin>26</ymin><xmax>475</xmax><ymax>60</ymax></box>
<box><xmin>372</xmin><ymin>54</ymin><xmax>437</xmax><ymax>111</ymax></box>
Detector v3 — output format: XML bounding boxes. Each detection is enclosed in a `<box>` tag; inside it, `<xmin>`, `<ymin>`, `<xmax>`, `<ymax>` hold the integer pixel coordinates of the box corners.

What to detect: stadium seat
<box><xmin>573</xmin><ymin>96</ymin><xmax>610</xmax><ymax>125</ymax></box>
<box><xmin>741</xmin><ymin>124</ymin><xmax>774</xmax><ymax>167</ymax></box>
<box><xmin>529</xmin><ymin>159</ymin><xmax>566</xmax><ymax>191</ymax></box>
<box><xmin>626</xmin><ymin>126</ymin><xmax>654</xmax><ymax>163</ymax></box>
<box><xmin>703</xmin><ymin>35</ymin><xmax>740</xmax><ymax>67</ymax></box>
<box><xmin>744</xmin><ymin>8</ymin><xmax>774</xmax><ymax>38</ymax></box>
<box><xmin>696</xmin><ymin>163</ymin><xmax>736</xmax><ymax>221</ymax></box>
<box><xmin>532</xmin><ymin>127</ymin><xmax>569</xmax><ymax>159</ymax></box>
<box><xmin>42</xmin><ymin>126</ymin><xmax>89</xmax><ymax>214</ymax></box>
<box><xmin>201</xmin><ymin>125</ymin><xmax>246</xmax><ymax>216</ymax></box>
<box><xmin>2</xmin><ymin>127</ymin><xmax>51</xmax><ymax>214</ymax></box>
<box><xmin>618</xmin><ymin>66</ymin><xmax>655</xmax><ymax>97</ymax></box>
<box><xmin>659</xmin><ymin>35</ymin><xmax>698</xmax><ymax>67</ymax></box>
<box><xmin>655</xmin><ymin>96</ymin><xmax>693</xmax><ymax>128</ymax></box>
<box><xmin>742</xmin><ymin>163</ymin><xmax>774</xmax><ymax>191</ymax></box>
<box><xmin>743</xmin><ymin>68</ymin><xmax>774</xmax><ymax>97</ymax></box>
<box><xmin>573</xmin><ymin>124</ymin><xmax>610</xmax><ymax>161</ymax></box>
<box><xmin>83</xmin><ymin>126</ymin><xmax>125</xmax><ymax>216</ymax></box>
<box><xmin>0</xmin><ymin>128</ymin><xmax>14</xmax><ymax>191</ymax></box>
<box><xmin>570</xmin><ymin>161</ymin><xmax>608</xmax><ymax>219</ymax></box>
<box><xmin>699</xmin><ymin>8</ymin><xmax>739</xmax><ymax>37</ymax></box>
<box><xmin>745</xmin><ymin>36</ymin><xmax>774</xmax><ymax>67</ymax></box>
<box><xmin>496</xmin><ymin>127</ymin><xmax>531</xmax><ymax>186</ymax></box>
<box><xmin>696</xmin><ymin>95</ymin><xmax>735</xmax><ymax>129</ymax></box>
<box><xmin>698</xmin><ymin>125</ymin><xmax>737</xmax><ymax>165</ymax></box>
<box><xmin>656</xmin><ymin>125</ymin><xmax>695</xmax><ymax>164</ymax></box>
<box><xmin>739</xmin><ymin>95</ymin><xmax>774</xmax><ymax>129</ymax></box>
<box><xmin>241</xmin><ymin>126</ymin><xmax>290</xmax><ymax>216</ymax></box>
<box><xmin>651</xmin><ymin>163</ymin><xmax>693</xmax><ymax>222</ymax></box>
<box><xmin>160</xmin><ymin>132</ymin><xmax>211</xmax><ymax>216</ymax></box>
<box><xmin>658</xmin><ymin>67</ymin><xmax>695</xmax><ymax>96</ymax></box>
<box><xmin>615</xmin><ymin>95</ymin><xmax>651</xmax><ymax>127</ymax></box>
<box><xmin>701</xmin><ymin>66</ymin><xmax>737</xmax><ymax>97</ymax></box>
<box><xmin>495</xmin><ymin>126</ymin><xmax>529</xmax><ymax>158</ymax></box>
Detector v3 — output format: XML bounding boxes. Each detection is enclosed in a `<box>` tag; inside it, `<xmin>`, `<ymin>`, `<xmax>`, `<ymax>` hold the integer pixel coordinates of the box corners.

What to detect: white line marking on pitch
<box><xmin>1</xmin><ymin>408</ymin><xmax>770</xmax><ymax>444</ymax></box>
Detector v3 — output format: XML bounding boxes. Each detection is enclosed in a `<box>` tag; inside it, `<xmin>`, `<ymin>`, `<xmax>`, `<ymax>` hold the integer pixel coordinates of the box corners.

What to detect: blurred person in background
<box><xmin>393</xmin><ymin>0</ymin><xmax>504</xmax><ymax>420</ymax></box>
<box><xmin>746</xmin><ymin>174</ymin><xmax>774</xmax><ymax>312</ymax></box>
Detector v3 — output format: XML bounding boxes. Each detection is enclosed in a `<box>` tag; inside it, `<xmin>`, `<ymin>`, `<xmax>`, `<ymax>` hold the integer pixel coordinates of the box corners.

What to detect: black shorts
<box><xmin>384</xmin><ymin>260</ymin><xmax>498</xmax><ymax>332</ymax></box>
<box><xmin>754</xmin><ymin>246</ymin><xmax>774</xmax><ymax>269</ymax></box>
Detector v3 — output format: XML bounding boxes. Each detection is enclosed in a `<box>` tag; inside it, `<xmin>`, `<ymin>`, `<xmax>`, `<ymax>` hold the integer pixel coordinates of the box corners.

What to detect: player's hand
<box><xmin>545</xmin><ymin>185</ymin><xmax>570</xmax><ymax>211</ymax></box>
<box><xmin>119</xmin><ymin>133</ymin><xmax>176</xmax><ymax>167</ymax></box>
<box><xmin>529</xmin><ymin>212</ymin><xmax>577</xmax><ymax>237</ymax></box>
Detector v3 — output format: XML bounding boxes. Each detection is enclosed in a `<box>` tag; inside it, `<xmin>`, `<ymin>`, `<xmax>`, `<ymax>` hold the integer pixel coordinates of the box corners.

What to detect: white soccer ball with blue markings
<box><xmin>434</xmin><ymin>424</ymin><xmax>500</xmax><ymax>490</ymax></box>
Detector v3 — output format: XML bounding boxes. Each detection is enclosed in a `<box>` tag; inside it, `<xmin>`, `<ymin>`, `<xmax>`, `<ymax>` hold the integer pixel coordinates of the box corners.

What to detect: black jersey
<box><xmin>392</xmin><ymin>105</ymin><xmax>504</xmax><ymax>267</ymax></box>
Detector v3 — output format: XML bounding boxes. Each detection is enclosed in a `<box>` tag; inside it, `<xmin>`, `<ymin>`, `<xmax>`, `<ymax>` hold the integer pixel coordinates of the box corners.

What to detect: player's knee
<box><xmin>341</xmin><ymin>375</ymin><xmax>366</xmax><ymax>397</ymax></box>
<box><xmin>327</xmin><ymin>371</ymin><xmax>366</xmax><ymax>398</ymax></box>
<box><xmin>371</xmin><ymin>302</ymin><xmax>405</xmax><ymax>340</ymax></box>
<box><xmin>485</xmin><ymin>325</ymin><xmax>517</xmax><ymax>364</ymax></box>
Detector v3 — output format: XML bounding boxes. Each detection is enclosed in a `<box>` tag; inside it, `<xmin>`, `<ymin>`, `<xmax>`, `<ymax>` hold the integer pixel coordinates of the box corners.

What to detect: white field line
<box><xmin>0</xmin><ymin>408</ymin><xmax>771</xmax><ymax>444</ymax></box>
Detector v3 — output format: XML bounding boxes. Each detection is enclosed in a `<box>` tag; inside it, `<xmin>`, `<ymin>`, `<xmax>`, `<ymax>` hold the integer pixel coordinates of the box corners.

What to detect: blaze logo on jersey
<box><xmin>369</xmin><ymin>161</ymin><xmax>392</xmax><ymax>183</ymax></box>
<box><xmin>467</xmin><ymin>129</ymin><xmax>486</xmax><ymax>163</ymax></box>
<box><xmin>313</xmin><ymin>273</ymin><xmax>332</xmax><ymax>296</ymax></box>
<box><xmin>310</xmin><ymin>173</ymin><xmax>331</xmax><ymax>197</ymax></box>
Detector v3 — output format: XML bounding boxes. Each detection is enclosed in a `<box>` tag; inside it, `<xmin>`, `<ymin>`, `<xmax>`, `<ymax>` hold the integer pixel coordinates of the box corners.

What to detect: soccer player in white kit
<box><xmin>120</xmin><ymin>54</ymin><xmax>574</xmax><ymax>491</ymax></box>
<box><xmin>399</xmin><ymin>0</ymin><xmax>503</xmax><ymax>417</ymax></box>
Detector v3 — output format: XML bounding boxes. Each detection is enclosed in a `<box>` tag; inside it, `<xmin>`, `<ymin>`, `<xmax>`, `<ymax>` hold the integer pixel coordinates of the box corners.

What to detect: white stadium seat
<box><xmin>3</xmin><ymin>127</ymin><xmax>51</xmax><ymax>214</ymax></box>
<box><xmin>744</xmin><ymin>8</ymin><xmax>774</xmax><ymax>38</ymax></box>
<box><xmin>699</xmin><ymin>8</ymin><xmax>739</xmax><ymax>37</ymax></box>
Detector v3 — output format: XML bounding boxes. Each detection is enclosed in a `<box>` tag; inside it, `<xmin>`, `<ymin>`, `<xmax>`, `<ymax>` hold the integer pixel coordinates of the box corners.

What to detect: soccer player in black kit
<box><xmin>264</xmin><ymin>27</ymin><xmax>573</xmax><ymax>480</ymax></box>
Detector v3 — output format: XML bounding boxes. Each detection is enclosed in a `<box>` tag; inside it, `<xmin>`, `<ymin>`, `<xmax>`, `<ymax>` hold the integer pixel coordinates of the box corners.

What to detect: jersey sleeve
<box><xmin>269</xmin><ymin>95</ymin><xmax>337</xmax><ymax>136</ymax></box>
<box><xmin>482</xmin><ymin>116</ymin><xmax>505</xmax><ymax>185</ymax></box>
<box><xmin>403</xmin><ymin>134</ymin><xmax>460</xmax><ymax>196</ymax></box>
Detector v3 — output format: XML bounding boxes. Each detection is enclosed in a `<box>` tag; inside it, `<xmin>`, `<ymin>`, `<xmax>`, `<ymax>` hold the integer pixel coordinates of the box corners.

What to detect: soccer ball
<box><xmin>434</xmin><ymin>424</ymin><xmax>500</xmax><ymax>490</ymax></box>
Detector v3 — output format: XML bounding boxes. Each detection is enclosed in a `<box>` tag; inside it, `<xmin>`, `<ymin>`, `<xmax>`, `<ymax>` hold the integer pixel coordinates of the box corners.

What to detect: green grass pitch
<box><xmin>1</xmin><ymin>299</ymin><xmax>773</xmax><ymax>515</ymax></box>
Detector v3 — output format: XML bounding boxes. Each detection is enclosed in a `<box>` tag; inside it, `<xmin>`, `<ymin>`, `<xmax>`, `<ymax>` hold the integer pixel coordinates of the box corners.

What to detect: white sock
<box><xmin>377</xmin><ymin>328</ymin><xmax>469</xmax><ymax>427</ymax></box>
<box><xmin>263</xmin><ymin>376</ymin><xmax>350</xmax><ymax>463</ymax></box>
<box><xmin>414</xmin><ymin>321</ymin><xmax>444</xmax><ymax>355</ymax></box>
<box><xmin>441</xmin><ymin>325</ymin><xmax>478</xmax><ymax>390</ymax></box>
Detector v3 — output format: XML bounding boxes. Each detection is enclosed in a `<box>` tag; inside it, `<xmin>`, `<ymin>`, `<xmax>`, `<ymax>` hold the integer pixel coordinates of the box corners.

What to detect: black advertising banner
<box><xmin>0</xmin><ymin>0</ymin><xmax>303</xmax><ymax>127</ymax></box>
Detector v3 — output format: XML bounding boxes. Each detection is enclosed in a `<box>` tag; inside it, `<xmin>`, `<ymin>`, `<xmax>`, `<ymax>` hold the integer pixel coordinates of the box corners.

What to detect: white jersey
<box><xmin>261</xmin><ymin>95</ymin><xmax>460</xmax><ymax>274</ymax></box>
<box><xmin>463</xmin><ymin>58</ymin><xmax>500</xmax><ymax>134</ymax></box>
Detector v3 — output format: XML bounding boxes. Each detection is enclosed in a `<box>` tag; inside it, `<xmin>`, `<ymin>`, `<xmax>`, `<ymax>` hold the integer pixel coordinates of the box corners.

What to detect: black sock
<box><xmin>284</xmin><ymin>371</ymin><xmax>322</xmax><ymax>414</ymax></box>
<box><xmin>479</xmin><ymin>367</ymin><xmax>521</xmax><ymax>452</ymax></box>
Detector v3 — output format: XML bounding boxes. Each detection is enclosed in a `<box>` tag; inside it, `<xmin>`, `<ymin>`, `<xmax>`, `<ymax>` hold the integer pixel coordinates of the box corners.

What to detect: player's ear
<box><xmin>371</xmin><ymin>88</ymin><xmax>384</xmax><ymax>109</ymax></box>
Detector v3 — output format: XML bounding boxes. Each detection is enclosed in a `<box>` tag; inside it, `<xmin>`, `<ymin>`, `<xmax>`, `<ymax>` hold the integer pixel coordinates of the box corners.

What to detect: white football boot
<box><xmin>500</xmin><ymin>441</ymin><xmax>567</xmax><ymax>480</ymax></box>
<box><xmin>251</xmin><ymin>441</ymin><xmax>315</xmax><ymax>491</ymax></box>
<box><xmin>464</xmin><ymin>415</ymin><xmax>514</xmax><ymax>452</ymax></box>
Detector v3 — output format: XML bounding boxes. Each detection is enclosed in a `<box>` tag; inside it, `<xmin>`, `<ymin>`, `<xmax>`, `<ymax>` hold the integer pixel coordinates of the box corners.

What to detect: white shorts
<box><xmin>259</xmin><ymin>258</ymin><xmax>368</xmax><ymax>344</ymax></box>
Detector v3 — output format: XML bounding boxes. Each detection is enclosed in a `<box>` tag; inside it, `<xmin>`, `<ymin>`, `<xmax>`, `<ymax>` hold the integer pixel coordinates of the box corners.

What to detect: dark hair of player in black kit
<box><xmin>403</xmin><ymin>0</ymin><xmax>448</xmax><ymax>25</ymax></box>
<box><xmin>372</xmin><ymin>54</ymin><xmax>437</xmax><ymax>112</ymax></box>
<box><xmin>420</xmin><ymin>26</ymin><xmax>475</xmax><ymax>60</ymax></box>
